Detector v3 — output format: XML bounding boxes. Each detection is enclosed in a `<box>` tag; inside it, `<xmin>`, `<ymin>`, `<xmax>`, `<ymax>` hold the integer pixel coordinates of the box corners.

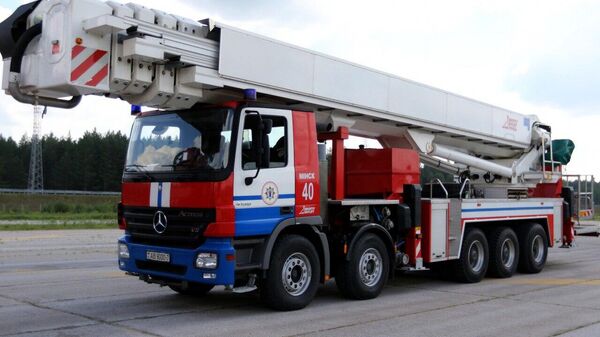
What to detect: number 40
<box><xmin>302</xmin><ymin>182</ymin><xmax>314</xmax><ymax>200</ymax></box>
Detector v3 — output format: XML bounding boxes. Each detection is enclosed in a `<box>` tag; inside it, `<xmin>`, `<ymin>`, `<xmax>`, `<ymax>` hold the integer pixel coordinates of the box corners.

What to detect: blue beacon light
<box><xmin>131</xmin><ymin>104</ymin><xmax>141</xmax><ymax>115</ymax></box>
<box><xmin>243</xmin><ymin>88</ymin><xmax>257</xmax><ymax>101</ymax></box>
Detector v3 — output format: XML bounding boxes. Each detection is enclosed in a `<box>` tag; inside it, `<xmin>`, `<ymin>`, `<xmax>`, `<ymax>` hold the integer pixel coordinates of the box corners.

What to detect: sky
<box><xmin>0</xmin><ymin>0</ymin><xmax>599</xmax><ymax>177</ymax></box>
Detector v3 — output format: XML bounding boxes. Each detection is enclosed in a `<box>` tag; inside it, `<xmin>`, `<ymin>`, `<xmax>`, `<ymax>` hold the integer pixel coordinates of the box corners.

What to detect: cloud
<box><xmin>0</xmin><ymin>0</ymin><xmax>598</xmax><ymax>177</ymax></box>
<box><xmin>503</xmin><ymin>2</ymin><xmax>600</xmax><ymax>111</ymax></box>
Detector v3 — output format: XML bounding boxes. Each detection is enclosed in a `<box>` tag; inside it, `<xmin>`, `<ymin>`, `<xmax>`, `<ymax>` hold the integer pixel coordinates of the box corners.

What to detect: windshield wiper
<box><xmin>124</xmin><ymin>164</ymin><xmax>154</xmax><ymax>181</ymax></box>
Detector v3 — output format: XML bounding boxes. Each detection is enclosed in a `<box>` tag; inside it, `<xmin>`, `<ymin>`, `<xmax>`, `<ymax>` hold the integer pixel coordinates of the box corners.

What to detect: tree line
<box><xmin>0</xmin><ymin>129</ymin><xmax>599</xmax><ymax>202</ymax></box>
<box><xmin>0</xmin><ymin>130</ymin><xmax>128</xmax><ymax>191</ymax></box>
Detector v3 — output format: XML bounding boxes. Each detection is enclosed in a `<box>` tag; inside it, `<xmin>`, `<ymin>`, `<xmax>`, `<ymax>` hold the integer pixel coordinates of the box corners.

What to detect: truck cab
<box><xmin>117</xmin><ymin>103</ymin><xmax>326</xmax><ymax>309</ymax></box>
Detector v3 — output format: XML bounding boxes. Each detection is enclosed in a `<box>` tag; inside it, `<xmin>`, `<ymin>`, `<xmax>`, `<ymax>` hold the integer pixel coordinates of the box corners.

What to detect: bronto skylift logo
<box><xmin>503</xmin><ymin>115</ymin><xmax>518</xmax><ymax>131</ymax></box>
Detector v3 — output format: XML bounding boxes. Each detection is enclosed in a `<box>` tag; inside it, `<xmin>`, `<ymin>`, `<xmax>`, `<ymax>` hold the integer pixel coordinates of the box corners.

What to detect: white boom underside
<box><xmin>1</xmin><ymin>0</ymin><xmax>555</xmax><ymax>184</ymax></box>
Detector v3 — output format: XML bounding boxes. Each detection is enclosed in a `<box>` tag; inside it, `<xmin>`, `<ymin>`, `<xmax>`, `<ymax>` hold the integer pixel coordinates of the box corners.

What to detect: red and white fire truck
<box><xmin>0</xmin><ymin>0</ymin><xmax>583</xmax><ymax>310</ymax></box>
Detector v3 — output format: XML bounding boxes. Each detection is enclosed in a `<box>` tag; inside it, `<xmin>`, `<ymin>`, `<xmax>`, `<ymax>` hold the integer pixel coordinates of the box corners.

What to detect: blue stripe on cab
<box><xmin>157</xmin><ymin>182</ymin><xmax>162</xmax><ymax>208</ymax></box>
<box><xmin>233</xmin><ymin>194</ymin><xmax>295</xmax><ymax>201</ymax></box>
<box><xmin>235</xmin><ymin>207</ymin><xmax>293</xmax><ymax>236</ymax></box>
<box><xmin>462</xmin><ymin>206</ymin><xmax>554</xmax><ymax>213</ymax></box>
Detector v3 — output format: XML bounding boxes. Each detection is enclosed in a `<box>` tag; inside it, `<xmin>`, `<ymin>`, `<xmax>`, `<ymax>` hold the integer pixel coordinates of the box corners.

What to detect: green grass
<box><xmin>0</xmin><ymin>223</ymin><xmax>117</xmax><ymax>231</ymax></box>
<box><xmin>0</xmin><ymin>193</ymin><xmax>119</xmax><ymax>213</ymax></box>
<box><xmin>0</xmin><ymin>193</ymin><xmax>119</xmax><ymax>230</ymax></box>
<box><xmin>0</xmin><ymin>211</ymin><xmax>114</xmax><ymax>220</ymax></box>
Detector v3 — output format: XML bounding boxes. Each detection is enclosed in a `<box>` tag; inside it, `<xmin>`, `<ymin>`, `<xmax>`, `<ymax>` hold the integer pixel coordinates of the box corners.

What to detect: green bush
<box><xmin>52</xmin><ymin>202</ymin><xmax>71</xmax><ymax>213</ymax></box>
<box><xmin>41</xmin><ymin>202</ymin><xmax>71</xmax><ymax>213</ymax></box>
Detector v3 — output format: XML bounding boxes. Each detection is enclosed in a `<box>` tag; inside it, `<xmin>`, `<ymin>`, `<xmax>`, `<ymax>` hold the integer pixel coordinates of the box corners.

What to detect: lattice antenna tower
<box><xmin>27</xmin><ymin>105</ymin><xmax>44</xmax><ymax>190</ymax></box>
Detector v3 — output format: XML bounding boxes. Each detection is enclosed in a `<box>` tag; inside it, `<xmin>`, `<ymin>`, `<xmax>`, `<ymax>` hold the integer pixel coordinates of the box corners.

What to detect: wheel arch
<box><xmin>346</xmin><ymin>223</ymin><xmax>395</xmax><ymax>269</ymax></box>
<box><xmin>261</xmin><ymin>217</ymin><xmax>330</xmax><ymax>282</ymax></box>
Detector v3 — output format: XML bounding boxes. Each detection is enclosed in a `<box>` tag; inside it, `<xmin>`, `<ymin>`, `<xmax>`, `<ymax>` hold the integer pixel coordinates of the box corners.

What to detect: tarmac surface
<box><xmin>1</xmin><ymin>229</ymin><xmax>600</xmax><ymax>337</ymax></box>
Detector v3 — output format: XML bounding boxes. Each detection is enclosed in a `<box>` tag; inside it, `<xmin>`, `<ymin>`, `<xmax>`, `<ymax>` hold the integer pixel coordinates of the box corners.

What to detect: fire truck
<box><xmin>0</xmin><ymin>0</ymin><xmax>583</xmax><ymax>310</ymax></box>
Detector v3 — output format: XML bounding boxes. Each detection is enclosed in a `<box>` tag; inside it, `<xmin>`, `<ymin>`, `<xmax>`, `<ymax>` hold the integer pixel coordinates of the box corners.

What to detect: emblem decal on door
<box><xmin>261</xmin><ymin>181</ymin><xmax>279</xmax><ymax>205</ymax></box>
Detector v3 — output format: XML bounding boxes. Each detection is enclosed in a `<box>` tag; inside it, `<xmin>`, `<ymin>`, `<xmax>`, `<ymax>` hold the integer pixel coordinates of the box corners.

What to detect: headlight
<box><xmin>196</xmin><ymin>252</ymin><xmax>218</xmax><ymax>269</ymax></box>
<box><xmin>118</xmin><ymin>243</ymin><xmax>130</xmax><ymax>259</ymax></box>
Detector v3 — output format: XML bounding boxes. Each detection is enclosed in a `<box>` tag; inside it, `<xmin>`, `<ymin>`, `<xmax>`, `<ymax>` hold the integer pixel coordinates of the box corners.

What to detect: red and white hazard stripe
<box><xmin>415</xmin><ymin>226</ymin><xmax>422</xmax><ymax>259</ymax></box>
<box><xmin>70</xmin><ymin>45</ymin><xmax>109</xmax><ymax>87</ymax></box>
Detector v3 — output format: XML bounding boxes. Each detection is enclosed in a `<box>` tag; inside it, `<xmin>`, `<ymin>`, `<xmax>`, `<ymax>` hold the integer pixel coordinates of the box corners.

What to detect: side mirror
<box><xmin>244</xmin><ymin>111</ymin><xmax>271</xmax><ymax>185</ymax></box>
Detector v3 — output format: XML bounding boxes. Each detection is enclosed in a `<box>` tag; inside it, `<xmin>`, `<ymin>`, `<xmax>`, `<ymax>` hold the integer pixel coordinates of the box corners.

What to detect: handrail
<box><xmin>459</xmin><ymin>178</ymin><xmax>471</xmax><ymax>199</ymax></box>
<box><xmin>430</xmin><ymin>178</ymin><xmax>448</xmax><ymax>199</ymax></box>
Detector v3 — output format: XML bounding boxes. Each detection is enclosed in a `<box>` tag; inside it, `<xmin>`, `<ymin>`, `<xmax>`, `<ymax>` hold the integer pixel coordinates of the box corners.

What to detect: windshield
<box><xmin>125</xmin><ymin>109</ymin><xmax>233</xmax><ymax>173</ymax></box>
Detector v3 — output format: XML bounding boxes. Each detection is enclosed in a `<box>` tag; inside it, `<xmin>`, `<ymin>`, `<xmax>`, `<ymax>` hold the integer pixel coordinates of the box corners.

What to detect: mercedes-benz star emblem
<box><xmin>153</xmin><ymin>211</ymin><xmax>168</xmax><ymax>234</ymax></box>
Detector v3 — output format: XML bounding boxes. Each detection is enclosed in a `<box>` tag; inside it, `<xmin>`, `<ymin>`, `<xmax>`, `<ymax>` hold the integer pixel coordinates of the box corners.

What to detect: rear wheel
<box><xmin>518</xmin><ymin>223</ymin><xmax>548</xmax><ymax>274</ymax></box>
<box><xmin>337</xmin><ymin>233</ymin><xmax>389</xmax><ymax>300</ymax></box>
<box><xmin>169</xmin><ymin>282</ymin><xmax>214</xmax><ymax>296</ymax></box>
<box><xmin>261</xmin><ymin>235</ymin><xmax>320</xmax><ymax>311</ymax></box>
<box><xmin>453</xmin><ymin>228</ymin><xmax>488</xmax><ymax>283</ymax></box>
<box><xmin>487</xmin><ymin>227</ymin><xmax>519</xmax><ymax>278</ymax></box>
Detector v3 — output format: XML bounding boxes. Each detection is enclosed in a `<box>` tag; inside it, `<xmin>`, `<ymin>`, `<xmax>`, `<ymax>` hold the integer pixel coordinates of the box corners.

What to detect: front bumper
<box><xmin>118</xmin><ymin>235</ymin><xmax>235</xmax><ymax>285</ymax></box>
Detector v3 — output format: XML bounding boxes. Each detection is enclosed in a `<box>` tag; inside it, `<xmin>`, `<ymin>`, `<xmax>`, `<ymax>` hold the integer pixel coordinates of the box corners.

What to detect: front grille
<box><xmin>124</xmin><ymin>206</ymin><xmax>215</xmax><ymax>248</ymax></box>
<box><xmin>136</xmin><ymin>260</ymin><xmax>187</xmax><ymax>275</ymax></box>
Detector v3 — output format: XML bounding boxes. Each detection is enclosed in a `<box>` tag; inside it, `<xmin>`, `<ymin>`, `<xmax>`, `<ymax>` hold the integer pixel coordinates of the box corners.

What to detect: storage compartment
<box><xmin>421</xmin><ymin>199</ymin><xmax>450</xmax><ymax>262</ymax></box>
<box><xmin>345</xmin><ymin>148</ymin><xmax>420</xmax><ymax>197</ymax></box>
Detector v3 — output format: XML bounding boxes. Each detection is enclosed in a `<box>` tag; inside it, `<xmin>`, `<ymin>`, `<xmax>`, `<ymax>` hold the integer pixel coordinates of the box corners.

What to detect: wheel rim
<box><xmin>281</xmin><ymin>252</ymin><xmax>312</xmax><ymax>296</ymax></box>
<box><xmin>500</xmin><ymin>238</ymin><xmax>516</xmax><ymax>269</ymax></box>
<box><xmin>468</xmin><ymin>240</ymin><xmax>485</xmax><ymax>273</ymax></box>
<box><xmin>531</xmin><ymin>234</ymin><xmax>545</xmax><ymax>264</ymax></box>
<box><xmin>359</xmin><ymin>248</ymin><xmax>383</xmax><ymax>287</ymax></box>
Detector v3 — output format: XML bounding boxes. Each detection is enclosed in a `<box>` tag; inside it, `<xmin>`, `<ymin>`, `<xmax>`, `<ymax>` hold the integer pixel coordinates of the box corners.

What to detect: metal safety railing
<box><xmin>539</xmin><ymin>126</ymin><xmax>562</xmax><ymax>182</ymax></box>
<box><xmin>563</xmin><ymin>175</ymin><xmax>595</xmax><ymax>224</ymax></box>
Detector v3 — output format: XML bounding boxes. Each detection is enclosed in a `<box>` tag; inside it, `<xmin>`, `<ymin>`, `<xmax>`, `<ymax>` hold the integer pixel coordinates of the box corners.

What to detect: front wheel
<box><xmin>337</xmin><ymin>233</ymin><xmax>389</xmax><ymax>300</ymax></box>
<box><xmin>261</xmin><ymin>235</ymin><xmax>321</xmax><ymax>311</ymax></box>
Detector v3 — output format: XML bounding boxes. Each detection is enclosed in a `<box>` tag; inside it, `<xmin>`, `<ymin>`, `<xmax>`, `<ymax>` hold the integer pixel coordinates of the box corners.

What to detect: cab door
<box><xmin>233</xmin><ymin>108</ymin><xmax>295</xmax><ymax>236</ymax></box>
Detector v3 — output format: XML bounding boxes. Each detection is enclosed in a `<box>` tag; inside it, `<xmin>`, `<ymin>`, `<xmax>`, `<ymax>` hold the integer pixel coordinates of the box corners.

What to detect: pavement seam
<box><xmin>284</xmin><ymin>296</ymin><xmax>495</xmax><ymax>337</ymax></box>
<box><xmin>0</xmin><ymin>273</ymin><xmax>127</xmax><ymax>288</ymax></box>
<box><xmin>550</xmin><ymin>318</ymin><xmax>600</xmax><ymax>337</ymax></box>
<box><xmin>110</xmin><ymin>300</ymin><xmax>259</xmax><ymax>324</ymax></box>
<box><xmin>287</xmin><ymin>277</ymin><xmax>600</xmax><ymax>337</ymax></box>
<box><xmin>0</xmin><ymin>293</ymin><xmax>164</xmax><ymax>337</ymax></box>
<box><xmin>500</xmin><ymin>295</ymin><xmax>600</xmax><ymax>312</ymax></box>
<box><xmin>399</xmin><ymin>280</ymin><xmax>600</xmax><ymax>312</ymax></box>
<box><xmin>35</xmin><ymin>288</ymin><xmax>167</xmax><ymax>304</ymax></box>
<box><xmin>0</xmin><ymin>323</ymin><xmax>100</xmax><ymax>337</ymax></box>
<box><xmin>396</xmin><ymin>274</ymin><xmax>600</xmax><ymax>301</ymax></box>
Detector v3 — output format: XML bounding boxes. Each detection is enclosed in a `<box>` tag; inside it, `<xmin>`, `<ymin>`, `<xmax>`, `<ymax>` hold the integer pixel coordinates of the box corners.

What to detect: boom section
<box><xmin>0</xmin><ymin>0</ymin><xmax>558</xmax><ymax>184</ymax></box>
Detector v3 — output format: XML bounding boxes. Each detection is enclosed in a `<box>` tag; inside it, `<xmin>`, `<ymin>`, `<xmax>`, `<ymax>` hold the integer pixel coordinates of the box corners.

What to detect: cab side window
<box><xmin>241</xmin><ymin>115</ymin><xmax>287</xmax><ymax>170</ymax></box>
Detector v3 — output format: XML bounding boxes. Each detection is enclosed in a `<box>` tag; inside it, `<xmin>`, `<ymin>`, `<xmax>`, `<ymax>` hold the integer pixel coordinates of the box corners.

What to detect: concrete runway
<box><xmin>1</xmin><ymin>229</ymin><xmax>600</xmax><ymax>337</ymax></box>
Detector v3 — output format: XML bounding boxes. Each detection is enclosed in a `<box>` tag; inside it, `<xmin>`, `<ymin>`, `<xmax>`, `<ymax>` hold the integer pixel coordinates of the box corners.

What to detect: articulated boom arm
<box><xmin>0</xmin><ymin>0</ymin><xmax>562</xmax><ymax>186</ymax></box>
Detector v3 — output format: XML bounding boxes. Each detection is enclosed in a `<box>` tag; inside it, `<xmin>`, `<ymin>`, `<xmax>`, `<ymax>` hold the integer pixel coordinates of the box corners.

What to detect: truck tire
<box><xmin>169</xmin><ymin>282</ymin><xmax>214</xmax><ymax>296</ymax></box>
<box><xmin>337</xmin><ymin>233</ymin><xmax>389</xmax><ymax>300</ymax></box>
<box><xmin>260</xmin><ymin>235</ymin><xmax>320</xmax><ymax>311</ymax></box>
<box><xmin>487</xmin><ymin>227</ymin><xmax>519</xmax><ymax>278</ymax></box>
<box><xmin>518</xmin><ymin>223</ymin><xmax>548</xmax><ymax>274</ymax></box>
<box><xmin>453</xmin><ymin>227</ymin><xmax>488</xmax><ymax>283</ymax></box>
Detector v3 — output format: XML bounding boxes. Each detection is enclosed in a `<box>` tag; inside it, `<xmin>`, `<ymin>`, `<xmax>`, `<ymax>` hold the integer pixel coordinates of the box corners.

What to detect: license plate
<box><xmin>146</xmin><ymin>251</ymin><xmax>170</xmax><ymax>263</ymax></box>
